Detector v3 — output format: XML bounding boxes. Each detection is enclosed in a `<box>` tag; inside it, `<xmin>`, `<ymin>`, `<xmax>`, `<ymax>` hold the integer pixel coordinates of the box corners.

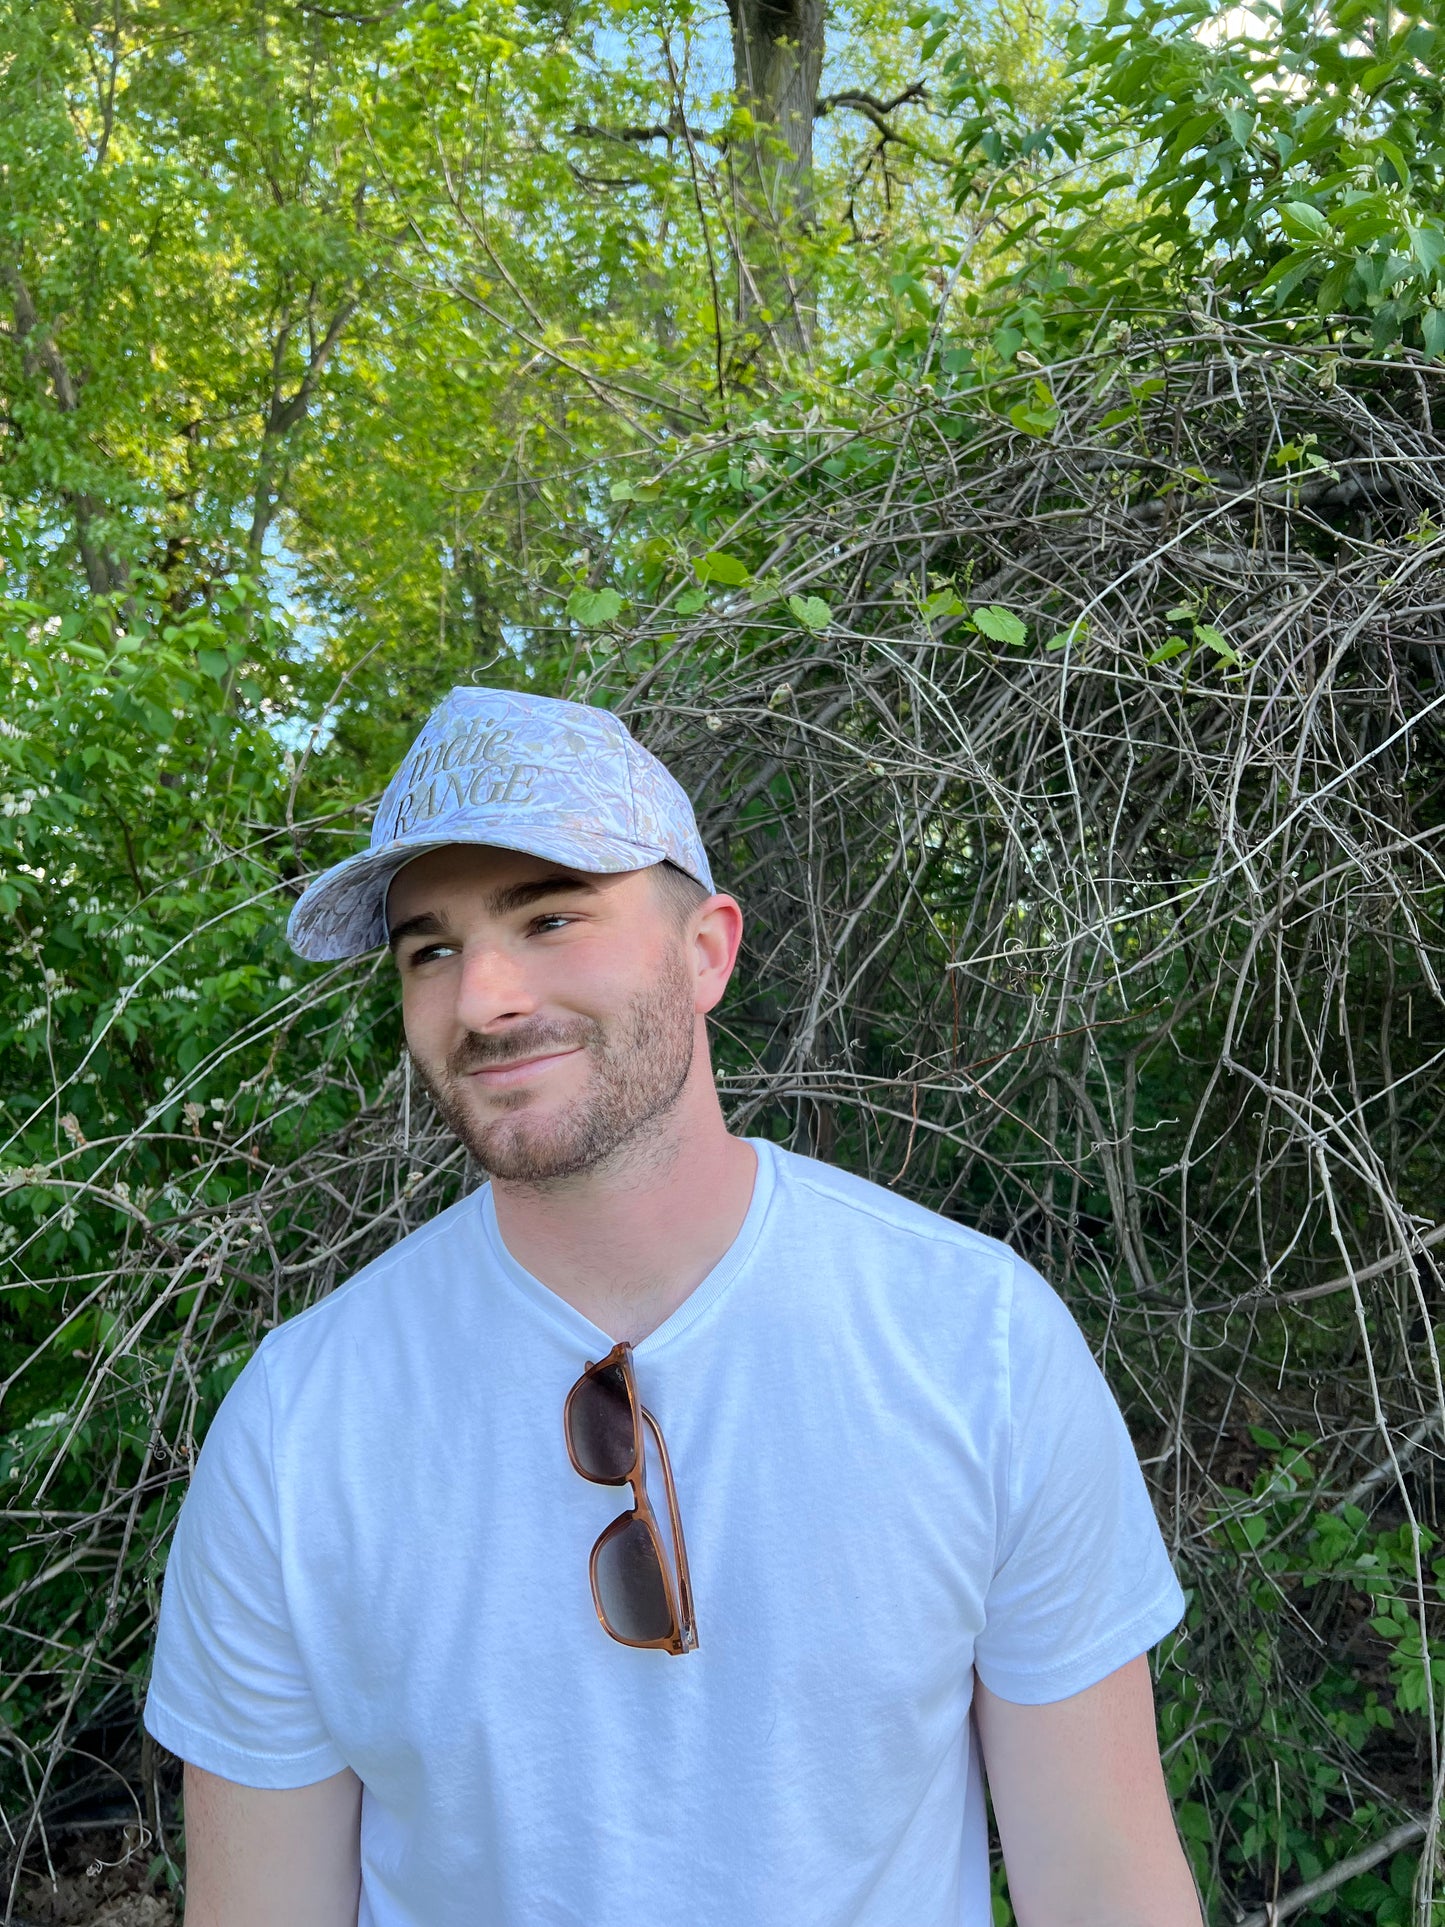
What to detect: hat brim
<box><xmin>286</xmin><ymin>824</ymin><xmax>671</xmax><ymax>962</ymax></box>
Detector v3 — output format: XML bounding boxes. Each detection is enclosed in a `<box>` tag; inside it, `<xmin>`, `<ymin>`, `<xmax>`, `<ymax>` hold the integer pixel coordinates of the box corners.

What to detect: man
<box><xmin>145</xmin><ymin>685</ymin><xmax>1204</xmax><ymax>1927</ymax></box>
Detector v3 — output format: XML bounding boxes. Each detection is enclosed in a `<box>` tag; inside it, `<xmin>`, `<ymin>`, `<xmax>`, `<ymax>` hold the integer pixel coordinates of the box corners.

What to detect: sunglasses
<box><xmin>564</xmin><ymin>1342</ymin><xmax>698</xmax><ymax>1655</ymax></box>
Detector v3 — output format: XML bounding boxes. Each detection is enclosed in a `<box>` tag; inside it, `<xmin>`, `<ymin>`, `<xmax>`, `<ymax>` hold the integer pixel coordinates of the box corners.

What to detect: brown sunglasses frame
<box><xmin>564</xmin><ymin>1341</ymin><xmax>698</xmax><ymax>1656</ymax></box>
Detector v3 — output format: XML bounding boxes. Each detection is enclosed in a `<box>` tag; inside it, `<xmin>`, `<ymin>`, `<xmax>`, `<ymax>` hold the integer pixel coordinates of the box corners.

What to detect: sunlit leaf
<box><xmin>971</xmin><ymin>604</ymin><xmax>1028</xmax><ymax>645</ymax></box>
<box><xmin>565</xmin><ymin>586</ymin><xmax>623</xmax><ymax>627</ymax></box>
<box><xmin>694</xmin><ymin>551</ymin><xmax>752</xmax><ymax>587</ymax></box>
<box><xmin>787</xmin><ymin>593</ymin><xmax>833</xmax><ymax>633</ymax></box>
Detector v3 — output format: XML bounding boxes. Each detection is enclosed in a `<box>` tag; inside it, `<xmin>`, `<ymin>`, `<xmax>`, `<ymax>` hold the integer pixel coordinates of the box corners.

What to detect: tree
<box><xmin>14</xmin><ymin>3</ymin><xmax>1445</xmax><ymax>1919</ymax></box>
<box><xmin>936</xmin><ymin>0</ymin><xmax>1445</xmax><ymax>357</ymax></box>
<box><xmin>727</xmin><ymin>0</ymin><xmax>827</xmax><ymax>350</ymax></box>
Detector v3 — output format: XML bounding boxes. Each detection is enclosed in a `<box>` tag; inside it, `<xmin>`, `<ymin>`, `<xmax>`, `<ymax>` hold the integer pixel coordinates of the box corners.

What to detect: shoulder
<box><xmin>186</xmin><ymin>1189</ymin><xmax>489</xmax><ymax>1491</ymax></box>
<box><xmin>253</xmin><ymin>1185</ymin><xmax>483</xmax><ymax>1379</ymax></box>
<box><xmin>768</xmin><ymin>1143</ymin><xmax>1016</xmax><ymax>1280</ymax></box>
<box><xmin>764</xmin><ymin>1143</ymin><xmax>1086</xmax><ymax>1350</ymax></box>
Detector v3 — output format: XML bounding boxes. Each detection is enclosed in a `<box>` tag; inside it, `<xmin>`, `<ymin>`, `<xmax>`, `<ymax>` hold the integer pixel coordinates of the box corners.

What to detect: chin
<box><xmin>476</xmin><ymin>1135</ymin><xmax>601</xmax><ymax>1185</ymax></box>
<box><xmin>467</xmin><ymin>1103</ymin><xmax>595</xmax><ymax>1180</ymax></box>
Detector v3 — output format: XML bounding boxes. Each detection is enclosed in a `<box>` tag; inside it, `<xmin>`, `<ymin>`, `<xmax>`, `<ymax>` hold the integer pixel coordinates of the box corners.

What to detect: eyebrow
<box><xmin>386</xmin><ymin>873</ymin><xmax>600</xmax><ymax>951</ymax></box>
<box><xmin>488</xmin><ymin>873</ymin><xmax>600</xmax><ymax>917</ymax></box>
<box><xmin>387</xmin><ymin>909</ymin><xmax>445</xmax><ymax>953</ymax></box>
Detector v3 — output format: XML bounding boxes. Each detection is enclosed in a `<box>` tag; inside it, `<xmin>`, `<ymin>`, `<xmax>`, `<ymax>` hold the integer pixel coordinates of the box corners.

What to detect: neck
<box><xmin>488</xmin><ymin>1047</ymin><xmax>758</xmax><ymax>1344</ymax></box>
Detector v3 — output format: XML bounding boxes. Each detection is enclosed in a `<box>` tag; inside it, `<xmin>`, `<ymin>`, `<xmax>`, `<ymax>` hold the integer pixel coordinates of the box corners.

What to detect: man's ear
<box><xmin>691</xmin><ymin>895</ymin><xmax>743</xmax><ymax>1016</ymax></box>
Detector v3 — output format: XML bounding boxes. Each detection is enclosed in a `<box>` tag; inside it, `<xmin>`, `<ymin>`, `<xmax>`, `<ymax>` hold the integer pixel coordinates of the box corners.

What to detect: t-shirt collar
<box><xmin>477</xmin><ymin>1136</ymin><xmax>778</xmax><ymax>1357</ymax></box>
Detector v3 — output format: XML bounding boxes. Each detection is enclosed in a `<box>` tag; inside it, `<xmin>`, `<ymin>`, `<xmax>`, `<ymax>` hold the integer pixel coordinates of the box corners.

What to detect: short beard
<box><xmin>408</xmin><ymin>950</ymin><xmax>698</xmax><ymax>1185</ymax></box>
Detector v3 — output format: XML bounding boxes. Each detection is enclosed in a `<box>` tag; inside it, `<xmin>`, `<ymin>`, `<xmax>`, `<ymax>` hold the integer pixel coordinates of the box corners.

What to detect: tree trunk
<box><xmin>726</xmin><ymin>0</ymin><xmax>825</xmax><ymax>354</ymax></box>
<box><xmin>247</xmin><ymin>287</ymin><xmax>364</xmax><ymax>563</ymax></box>
<box><xmin>4</xmin><ymin>264</ymin><xmax>129</xmax><ymax>598</ymax></box>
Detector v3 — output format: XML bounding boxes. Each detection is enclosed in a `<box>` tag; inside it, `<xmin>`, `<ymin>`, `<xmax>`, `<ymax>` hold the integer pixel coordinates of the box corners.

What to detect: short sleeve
<box><xmin>972</xmin><ymin>1260</ymin><xmax>1186</xmax><ymax>1705</ymax></box>
<box><xmin>143</xmin><ymin>1343</ymin><xmax>347</xmax><ymax>1788</ymax></box>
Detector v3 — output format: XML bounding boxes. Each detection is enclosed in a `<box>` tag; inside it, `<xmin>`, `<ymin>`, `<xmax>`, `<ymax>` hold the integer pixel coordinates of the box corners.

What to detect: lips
<box><xmin>462</xmin><ymin>1047</ymin><xmax>583</xmax><ymax>1089</ymax></box>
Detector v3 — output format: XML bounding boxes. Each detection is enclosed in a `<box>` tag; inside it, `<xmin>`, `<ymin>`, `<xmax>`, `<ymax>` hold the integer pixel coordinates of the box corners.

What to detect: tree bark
<box><xmin>3</xmin><ymin>264</ymin><xmax>129</xmax><ymax>597</ymax></box>
<box><xmin>247</xmin><ymin>285</ymin><xmax>363</xmax><ymax>561</ymax></box>
<box><xmin>726</xmin><ymin>0</ymin><xmax>825</xmax><ymax>354</ymax></box>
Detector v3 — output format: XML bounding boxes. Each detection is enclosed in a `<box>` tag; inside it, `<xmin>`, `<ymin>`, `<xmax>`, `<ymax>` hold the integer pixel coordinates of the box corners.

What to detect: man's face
<box><xmin>387</xmin><ymin>845</ymin><xmax>707</xmax><ymax>1183</ymax></box>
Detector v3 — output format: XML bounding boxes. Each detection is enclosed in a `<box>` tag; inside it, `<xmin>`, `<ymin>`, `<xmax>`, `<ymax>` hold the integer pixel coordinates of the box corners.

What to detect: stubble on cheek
<box><xmin>404</xmin><ymin>950</ymin><xmax>697</xmax><ymax>1183</ymax></box>
<box><xmin>409</xmin><ymin>1017</ymin><xmax>595</xmax><ymax>1160</ymax></box>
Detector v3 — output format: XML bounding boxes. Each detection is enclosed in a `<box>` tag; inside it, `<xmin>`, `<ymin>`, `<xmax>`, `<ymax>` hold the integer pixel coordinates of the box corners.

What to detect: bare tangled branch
<box><xmin>4</xmin><ymin>327</ymin><xmax>1444</xmax><ymax>1919</ymax></box>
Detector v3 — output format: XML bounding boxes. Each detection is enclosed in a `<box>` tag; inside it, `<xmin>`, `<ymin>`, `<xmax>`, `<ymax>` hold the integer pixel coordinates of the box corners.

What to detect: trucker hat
<box><xmin>286</xmin><ymin>686</ymin><xmax>715</xmax><ymax>961</ymax></box>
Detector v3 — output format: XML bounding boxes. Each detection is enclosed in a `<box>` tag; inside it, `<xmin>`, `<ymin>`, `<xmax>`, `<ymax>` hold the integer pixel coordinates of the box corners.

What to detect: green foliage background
<box><xmin>3</xmin><ymin>0</ymin><xmax>1445</xmax><ymax>1919</ymax></box>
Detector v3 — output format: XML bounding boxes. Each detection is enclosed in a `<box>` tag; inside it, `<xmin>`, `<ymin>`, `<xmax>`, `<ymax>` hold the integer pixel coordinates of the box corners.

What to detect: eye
<box><xmin>402</xmin><ymin>940</ymin><xmax>459</xmax><ymax>969</ymax></box>
<box><xmin>530</xmin><ymin>913</ymin><xmax>576</xmax><ymax>935</ymax></box>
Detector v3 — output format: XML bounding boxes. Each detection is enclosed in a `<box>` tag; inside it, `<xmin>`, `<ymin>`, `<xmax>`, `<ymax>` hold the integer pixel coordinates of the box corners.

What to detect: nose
<box><xmin>452</xmin><ymin>938</ymin><xmax>542</xmax><ymax>1035</ymax></box>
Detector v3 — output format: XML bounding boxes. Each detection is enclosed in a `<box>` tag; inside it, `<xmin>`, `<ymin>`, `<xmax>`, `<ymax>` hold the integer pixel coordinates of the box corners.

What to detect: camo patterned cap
<box><xmin>286</xmin><ymin>686</ymin><xmax>716</xmax><ymax>961</ymax></box>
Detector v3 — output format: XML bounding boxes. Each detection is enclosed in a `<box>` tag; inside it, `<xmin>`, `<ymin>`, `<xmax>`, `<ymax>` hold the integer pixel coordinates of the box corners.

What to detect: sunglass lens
<box><xmin>567</xmin><ymin>1362</ymin><xmax>636</xmax><ymax>1482</ymax></box>
<box><xmin>594</xmin><ymin>1514</ymin><xmax>673</xmax><ymax>1644</ymax></box>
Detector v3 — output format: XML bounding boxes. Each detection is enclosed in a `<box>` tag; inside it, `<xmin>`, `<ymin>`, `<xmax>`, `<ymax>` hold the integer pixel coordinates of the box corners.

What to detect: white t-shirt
<box><xmin>145</xmin><ymin>1139</ymin><xmax>1184</xmax><ymax>1927</ymax></box>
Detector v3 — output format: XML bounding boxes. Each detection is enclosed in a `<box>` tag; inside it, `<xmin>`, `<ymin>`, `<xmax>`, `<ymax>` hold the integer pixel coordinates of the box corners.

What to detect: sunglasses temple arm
<box><xmin>642</xmin><ymin>1406</ymin><xmax>698</xmax><ymax>1651</ymax></box>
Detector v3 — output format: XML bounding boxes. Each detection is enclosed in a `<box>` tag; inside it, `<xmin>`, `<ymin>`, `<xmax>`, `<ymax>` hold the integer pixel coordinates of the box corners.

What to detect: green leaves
<box><xmin>941</xmin><ymin>0</ymin><xmax>1445</xmax><ymax>358</ymax></box>
<box><xmin>889</xmin><ymin>271</ymin><xmax>936</xmax><ymax>319</ymax></box>
<box><xmin>694</xmin><ymin>551</ymin><xmax>752</xmax><ymax>588</ymax></box>
<box><xmin>921</xmin><ymin>586</ymin><xmax>966</xmax><ymax>623</ymax></box>
<box><xmin>565</xmin><ymin>586</ymin><xmax>624</xmax><ymax>628</ymax></box>
<box><xmin>0</xmin><ymin>575</ymin><xmax>306</xmax><ymax>1204</ymax></box>
<box><xmin>609</xmin><ymin>478</ymin><xmax>662</xmax><ymax>504</ymax></box>
<box><xmin>1279</xmin><ymin>201</ymin><xmax>1330</xmax><ymax>245</ymax></box>
<box><xmin>970</xmin><ymin>604</ymin><xmax>1028</xmax><ymax>645</ymax></box>
<box><xmin>787</xmin><ymin>593</ymin><xmax>833</xmax><ymax>633</ymax></box>
<box><xmin>917</xmin><ymin>596</ymin><xmax>1030</xmax><ymax>646</ymax></box>
<box><xmin>1192</xmin><ymin>623</ymin><xmax>1238</xmax><ymax>665</ymax></box>
<box><xmin>1272</xmin><ymin>433</ymin><xmax>1335</xmax><ymax>476</ymax></box>
<box><xmin>1008</xmin><ymin>379</ymin><xmax>1058</xmax><ymax>437</ymax></box>
<box><xmin>1148</xmin><ymin>606</ymin><xmax>1240</xmax><ymax>669</ymax></box>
